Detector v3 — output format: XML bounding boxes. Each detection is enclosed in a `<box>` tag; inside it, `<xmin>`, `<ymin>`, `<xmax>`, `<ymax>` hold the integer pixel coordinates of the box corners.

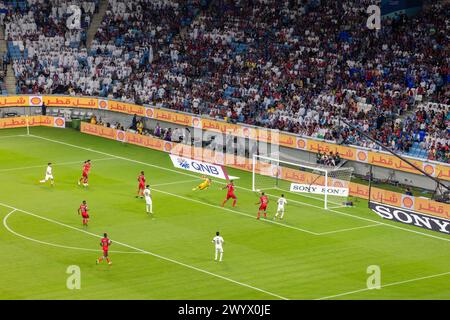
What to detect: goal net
<box><xmin>252</xmin><ymin>154</ymin><xmax>354</xmax><ymax>209</ymax></box>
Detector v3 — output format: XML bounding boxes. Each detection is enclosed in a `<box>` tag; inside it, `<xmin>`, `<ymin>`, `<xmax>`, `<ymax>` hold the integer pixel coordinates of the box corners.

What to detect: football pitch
<box><xmin>1</xmin><ymin>126</ymin><xmax>450</xmax><ymax>300</ymax></box>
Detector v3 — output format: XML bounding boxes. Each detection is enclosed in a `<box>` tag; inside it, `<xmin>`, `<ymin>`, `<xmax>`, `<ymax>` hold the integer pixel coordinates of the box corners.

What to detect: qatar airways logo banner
<box><xmin>290</xmin><ymin>183</ymin><xmax>349</xmax><ymax>197</ymax></box>
<box><xmin>169</xmin><ymin>155</ymin><xmax>230</xmax><ymax>180</ymax></box>
<box><xmin>370</xmin><ymin>202</ymin><xmax>450</xmax><ymax>234</ymax></box>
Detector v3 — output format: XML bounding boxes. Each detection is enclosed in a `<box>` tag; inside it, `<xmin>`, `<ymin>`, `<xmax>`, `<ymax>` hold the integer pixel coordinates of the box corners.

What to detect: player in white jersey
<box><xmin>212</xmin><ymin>231</ymin><xmax>224</xmax><ymax>262</ymax></box>
<box><xmin>143</xmin><ymin>185</ymin><xmax>153</xmax><ymax>215</ymax></box>
<box><xmin>39</xmin><ymin>163</ymin><xmax>54</xmax><ymax>186</ymax></box>
<box><xmin>274</xmin><ymin>194</ymin><xmax>287</xmax><ymax>220</ymax></box>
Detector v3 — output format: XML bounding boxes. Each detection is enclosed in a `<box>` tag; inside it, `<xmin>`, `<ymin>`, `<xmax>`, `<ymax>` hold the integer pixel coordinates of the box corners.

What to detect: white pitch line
<box><xmin>0</xmin><ymin>135</ymin><xmax>27</xmax><ymax>140</ymax></box>
<box><xmin>151</xmin><ymin>187</ymin><xmax>320</xmax><ymax>235</ymax></box>
<box><xmin>28</xmin><ymin>134</ymin><xmax>450</xmax><ymax>243</ymax></box>
<box><xmin>317</xmin><ymin>223</ymin><xmax>383</xmax><ymax>236</ymax></box>
<box><xmin>0</xmin><ymin>202</ymin><xmax>288</xmax><ymax>300</ymax></box>
<box><xmin>151</xmin><ymin>179</ymin><xmax>200</xmax><ymax>188</ymax></box>
<box><xmin>316</xmin><ymin>270</ymin><xmax>450</xmax><ymax>300</ymax></box>
<box><xmin>3</xmin><ymin>209</ymin><xmax>143</xmax><ymax>255</ymax></box>
<box><xmin>25</xmin><ymin>134</ymin><xmax>356</xmax><ymax>236</ymax></box>
<box><xmin>0</xmin><ymin>157</ymin><xmax>116</xmax><ymax>173</ymax></box>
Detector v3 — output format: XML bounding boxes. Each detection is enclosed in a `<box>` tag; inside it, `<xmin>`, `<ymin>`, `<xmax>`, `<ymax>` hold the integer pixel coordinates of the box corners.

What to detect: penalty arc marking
<box><xmin>3</xmin><ymin>209</ymin><xmax>144</xmax><ymax>255</ymax></box>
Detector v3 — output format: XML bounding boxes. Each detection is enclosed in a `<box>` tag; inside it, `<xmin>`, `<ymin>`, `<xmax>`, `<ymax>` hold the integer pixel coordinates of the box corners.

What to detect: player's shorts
<box><xmin>226</xmin><ymin>193</ymin><xmax>236</xmax><ymax>200</ymax></box>
<box><xmin>82</xmin><ymin>171</ymin><xmax>88</xmax><ymax>178</ymax></box>
<box><xmin>215</xmin><ymin>247</ymin><xmax>223</xmax><ymax>253</ymax></box>
<box><xmin>277</xmin><ymin>206</ymin><xmax>285</xmax><ymax>212</ymax></box>
<box><xmin>145</xmin><ymin>197</ymin><xmax>152</xmax><ymax>205</ymax></box>
<box><xmin>138</xmin><ymin>183</ymin><xmax>145</xmax><ymax>190</ymax></box>
<box><xmin>45</xmin><ymin>174</ymin><xmax>54</xmax><ymax>180</ymax></box>
<box><xmin>102</xmin><ymin>249</ymin><xmax>108</xmax><ymax>257</ymax></box>
<box><xmin>259</xmin><ymin>204</ymin><xmax>268</xmax><ymax>211</ymax></box>
<box><xmin>82</xmin><ymin>213</ymin><xmax>89</xmax><ymax>219</ymax></box>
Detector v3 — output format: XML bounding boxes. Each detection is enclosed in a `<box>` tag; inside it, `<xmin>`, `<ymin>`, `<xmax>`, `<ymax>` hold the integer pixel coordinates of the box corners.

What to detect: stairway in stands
<box><xmin>86</xmin><ymin>0</ymin><xmax>109</xmax><ymax>49</ymax></box>
<box><xmin>0</xmin><ymin>24</ymin><xmax>15</xmax><ymax>95</ymax></box>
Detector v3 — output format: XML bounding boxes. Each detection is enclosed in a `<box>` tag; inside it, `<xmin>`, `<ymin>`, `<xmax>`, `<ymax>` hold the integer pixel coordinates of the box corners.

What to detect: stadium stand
<box><xmin>1</xmin><ymin>0</ymin><xmax>449</xmax><ymax>162</ymax></box>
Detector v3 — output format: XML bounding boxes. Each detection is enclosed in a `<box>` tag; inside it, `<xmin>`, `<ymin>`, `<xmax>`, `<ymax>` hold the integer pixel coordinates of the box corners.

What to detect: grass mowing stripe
<box><xmin>316</xmin><ymin>271</ymin><xmax>450</xmax><ymax>300</ymax></box>
<box><xmin>0</xmin><ymin>135</ymin><xmax>26</xmax><ymax>139</ymax></box>
<box><xmin>316</xmin><ymin>223</ymin><xmax>383</xmax><ymax>235</ymax></box>
<box><xmin>0</xmin><ymin>157</ymin><xmax>116</xmax><ymax>173</ymax></box>
<box><xmin>0</xmin><ymin>202</ymin><xmax>289</xmax><ymax>300</ymax></box>
<box><xmin>29</xmin><ymin>134</ymin><xmax>450</xmax><ymax>243</ymax></box>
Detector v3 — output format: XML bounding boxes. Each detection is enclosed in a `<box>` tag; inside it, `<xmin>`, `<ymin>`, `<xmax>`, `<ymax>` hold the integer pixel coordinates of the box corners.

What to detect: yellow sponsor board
<box><xmin>0</xmin><ymin>116</ymin><xmax>62</xmax><ymax>128</ymax></box>
<box><xmin>78</xmin><ymin>123</ymin><xmax>450</xmax><ymax>220</ymax></box>
<box><xmin>43</xmin><ymin>96</ymin><xmax>98</xmax><ymax>109</ymax></box>
<box><xmin>0</xmin><ymin>96</ymin><xmax>29</xmax><ymax>107</ymax></box>
<box><xmin>1</xmin><ymin>95</ymin><xmax>449</xmax><ymax>180</ymax></box>
<box><xmin>152</xmin><ymin>109</ymin><xmax>192</xmax><ymax>126</ymax></box>
<box><xmin>108</xmin><ymin>100</ymin><xmax>146</xmax><ymax>116</ymax></box>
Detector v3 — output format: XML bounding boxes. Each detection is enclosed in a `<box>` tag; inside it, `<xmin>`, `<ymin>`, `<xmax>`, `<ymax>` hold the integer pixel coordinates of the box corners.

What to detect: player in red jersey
<box><xmin>136</xmin><ymin>171</ymin><xmax>146</xmax><ymax>198</ymax></box>
<box><xmin>77</xmin><ymin>200</ymin><xmax>89</xmax><ymax>227</ymax></box>
<box><xmin>221</xmin><ymin>180</ymin><xmax>237</xmax><ymax>207</ymax></box>
<box><xmin>96</xmin><ymin>233</ymin><xmax>112</xmax><ymax>265</ymax></box>
<box><xmin>256</xmin><ymin>191</ymin><xmax>269</xmax><ymax>220</ymax></box>
<box><xmin>78</xmin><ymin>160</ymin><xmax>91</xmax><ymax>187</ymax></box>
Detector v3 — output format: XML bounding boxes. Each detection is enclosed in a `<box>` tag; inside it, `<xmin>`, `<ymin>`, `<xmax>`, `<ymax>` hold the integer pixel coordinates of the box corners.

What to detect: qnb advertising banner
<box><xmin>290</xmin><ymin>183</ymin><xmax>349</xmax><ymax>197</ymax></box>
<box><xmin>169</xmin><ymin>155</ymin><xmax>230</xmax><ymax>180</ymax></box>
<box><xmin>370</xmin><ymin>202</ymin><xmax>450</xmax><ymax>235</ymax></box>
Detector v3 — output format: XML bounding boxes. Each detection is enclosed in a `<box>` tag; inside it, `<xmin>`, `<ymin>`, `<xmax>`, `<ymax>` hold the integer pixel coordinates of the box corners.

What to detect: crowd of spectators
<box><xmin>1</xmin><ymin>0</ymin><xmax>449</xmax><ymax>163</ymax></box>
<box><xmin>316</xmin><ymin>151</ymin><xmax>341</xmax><ymax>167</ymax></box>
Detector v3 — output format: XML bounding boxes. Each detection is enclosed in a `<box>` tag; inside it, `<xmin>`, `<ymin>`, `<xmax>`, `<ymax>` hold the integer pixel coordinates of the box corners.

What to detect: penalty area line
<box><xmin>0</xmin><ymin>135</ymin><xmax>28</xmax><ymax>140</ymax></box>
<box><xmin>28</xmin><ymin>134</ymin><xmax>450</xmax><ymax>243</ymax></box>
<box><xmin>0</xmin><ymin>202</ymin><xmax>288</xmax><ymax>300</ymax></box>
<box><xmin>316</xmin><ymin>270</ymin><xmax>450</xmax><ymax>300</ymax></box>
<box><xmin>316</xmin><ymin>223</ymin><xmax>383</xmax><ymax>235</ymax></box>
<box><xmin>3</xmin><ymin>209</ymin><xmax>144</xmax><ymax>255</ymax></box>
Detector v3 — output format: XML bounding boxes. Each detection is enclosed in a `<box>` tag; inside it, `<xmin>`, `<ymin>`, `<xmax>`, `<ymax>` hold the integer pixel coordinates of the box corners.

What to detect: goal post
<box><xmin>252</xmin><ymin>154</ymin><xmax>354</xmax><ymax>209</ymax></box>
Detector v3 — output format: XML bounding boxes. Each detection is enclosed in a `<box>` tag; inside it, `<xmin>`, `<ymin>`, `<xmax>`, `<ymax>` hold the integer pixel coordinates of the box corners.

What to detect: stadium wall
<box><xmin>0</xmin><ymin>95</ymin><xmax>449</xmax><ymax>187</ymax></box>
<box><xmin>77</xmin><ymin>122</ymin><xmax>450</xmax><ymax>221</ymax></box>
<box><xmin>0</xmin><ymin>113</ymin><xmax>448</xmax><ymax>220</ymax></box>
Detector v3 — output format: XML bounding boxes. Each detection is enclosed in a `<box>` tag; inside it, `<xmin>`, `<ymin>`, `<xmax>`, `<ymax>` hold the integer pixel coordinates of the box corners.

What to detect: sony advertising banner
<box><xmin>290</xmin><ymin>183</ymin><xmax>349</xmax><ymax>197</ymax></box>
<box><xmin>370</xmin><ymin>202</ymin><xmax>450</xmax><ymax>235</ymax></box>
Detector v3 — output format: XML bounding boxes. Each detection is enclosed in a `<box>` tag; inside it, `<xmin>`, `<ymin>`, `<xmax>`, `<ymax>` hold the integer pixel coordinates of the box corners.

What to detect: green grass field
<box><xmin>1</xmin><ymin>126</ymin><xmax>450</xmax><ymax>300</ymax></box>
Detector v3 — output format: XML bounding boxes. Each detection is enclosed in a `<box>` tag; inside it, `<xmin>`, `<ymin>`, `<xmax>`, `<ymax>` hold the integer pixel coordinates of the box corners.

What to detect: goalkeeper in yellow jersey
<box><xmin>192</xmin><ymin>176</ymin><xmax>212</xmax><ymax>191</ymax></box>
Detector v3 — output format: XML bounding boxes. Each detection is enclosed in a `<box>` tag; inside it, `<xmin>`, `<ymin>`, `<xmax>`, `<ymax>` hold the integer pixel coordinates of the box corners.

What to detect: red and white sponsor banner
<box><xmin>98</xmin><ymin>99</ymin><xmax>109</xmax><ymax>110</ymax></box>
<box><xmin>296</xmin><ymin>137</ymin><xmax>307</xmax><ymax>150</ymax></box>
<box><xmin>145</xmin><ymin>107</ymin><xmax>154</xmax><ymax>118</ymax></box>
<box><xmin>116</xmin><ymin>130</ymin><xmax>126</xmax><ymax>142</ymax></box>
<box><xmin>169</xmin><ymin>154</ymin><xmax>230</xmax><ymax>180</ymax></box>
<box><xmin>29</xmin><ymin>96</ymin><xmax>43</xmax><ymax>106</ymax></box>
<box><xmin>192</xmin><ymin>116</ymin><xmax>202</xmax><ymax>129</ymax></box>
<box><xmin>401</xmin><ymin>194</ymin><xmax>415</xmax><ymax>210</ymax></box>
<box><xmin>356</xmin><ymin>149</ymin><xmax>369</xmax><ymax>163</ymax></box>
<box><xmin>53</xmin><ymin>117</ymin><xmax>66</xmax><ymax>128</ymax></box>
<box><xmin>422</xmin><ymin>163</ymin><xmax>436</xmax><ymax>177</ymax></box>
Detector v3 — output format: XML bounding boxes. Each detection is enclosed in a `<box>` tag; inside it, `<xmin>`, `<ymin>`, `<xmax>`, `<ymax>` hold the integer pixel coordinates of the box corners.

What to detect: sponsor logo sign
<box><xmin>370</xmin><ymin>202</ymin><xmax>450</xmax><ymax>235</ymax></box>
<box><xmin>290</xmin><ymin>183</ymin><xmax>349</xmax><ymax>197</ymax></box>
<box><xmin>98</xmin><ymin>99</ymin><xmax>108</xmax><ymax>110</ymax></box>
<box><xmin>169</xmin><ymin>155</ymin><xmax>230</xmax><ymax>180</ymax></box>
<box><xmin>53</xmin><ymin>117</ymin><xmax>66</xmax><ymax>128</ymax></box>
<box><xmin>29</xmin><ymin>96</ymin><xmax>43</xmax><ymax>106</ymax></box>
<box><xmin>116</xmin><ymin>130</ymin><xmax>126</xmax><ymax>142</ymax></box>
